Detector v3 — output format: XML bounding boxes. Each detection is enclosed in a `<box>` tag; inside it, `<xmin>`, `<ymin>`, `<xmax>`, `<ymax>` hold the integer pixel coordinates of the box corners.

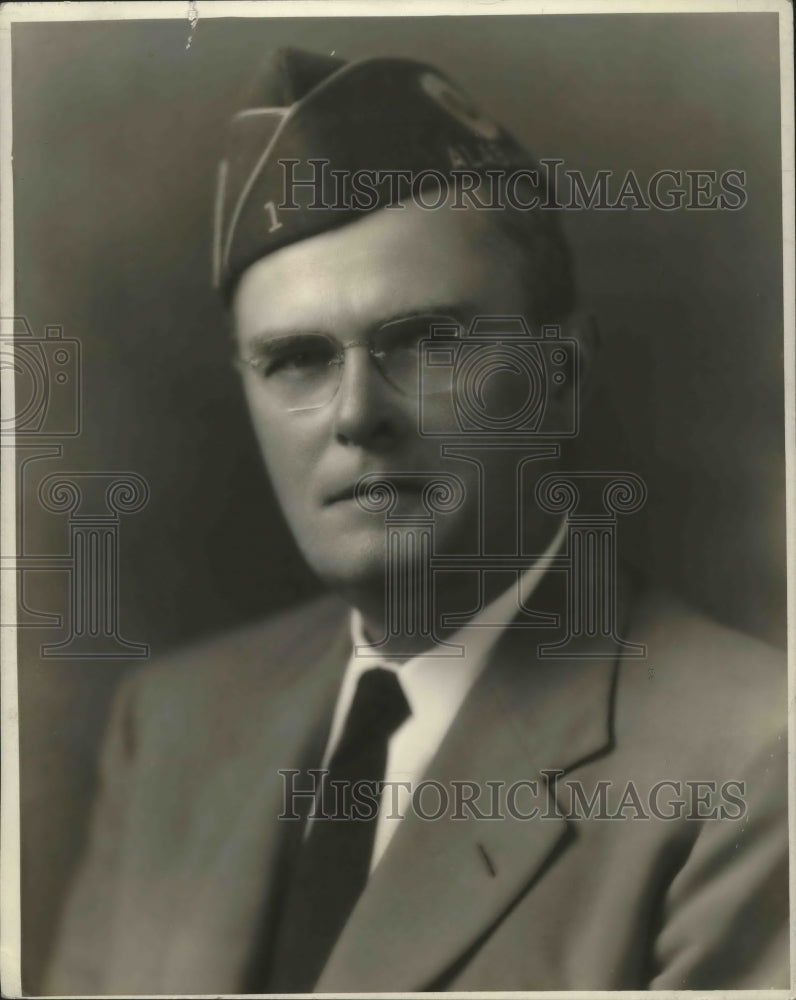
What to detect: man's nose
<box><xmin>331</xmin><ymin>346</ymin><xmax>405</xmax><ymax>448</ymax></box>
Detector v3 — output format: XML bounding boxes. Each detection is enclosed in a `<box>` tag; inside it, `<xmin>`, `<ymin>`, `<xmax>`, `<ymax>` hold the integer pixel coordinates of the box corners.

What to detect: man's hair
<box><xmin>462</xmin><ymin>174</ymin><xmax>577</xmax><ymax>326</ymax></box>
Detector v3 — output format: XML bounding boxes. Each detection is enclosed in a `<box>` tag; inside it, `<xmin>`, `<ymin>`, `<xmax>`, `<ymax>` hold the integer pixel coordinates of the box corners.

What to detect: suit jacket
<box><xmin>44</xmin><ymin>569</ymin><xmax>788</xmax><ymax>994</ymax></box>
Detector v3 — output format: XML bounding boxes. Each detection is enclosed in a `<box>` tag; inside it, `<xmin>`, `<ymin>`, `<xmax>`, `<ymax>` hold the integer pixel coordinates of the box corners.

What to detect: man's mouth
<box><xmin>322</xmin><ymin>486</ymin><xmax>359</xmax><ymax>506</ymax></box>
<box><xmin>322</xmin><ymin>475</ymin><xmax>429</xmax><ymax>507</ymax></box>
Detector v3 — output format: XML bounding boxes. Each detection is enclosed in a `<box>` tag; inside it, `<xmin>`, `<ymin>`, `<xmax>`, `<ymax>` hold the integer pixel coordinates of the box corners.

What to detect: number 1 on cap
<box><xmin>264</xmin><ymin>201</ymin><xmax>283</xmax><ymax>233</ymax></box>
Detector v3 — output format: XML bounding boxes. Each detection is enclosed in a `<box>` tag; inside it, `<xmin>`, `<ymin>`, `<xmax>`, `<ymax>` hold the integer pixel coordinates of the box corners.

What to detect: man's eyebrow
<box><xmin>244</xmin><ymin>303</ymin><xmax>472</xmax><ymax>348</ymax></box>
<box><xmin>375</xmin><ymin>303</ymin><xmax>472</xmax><ymax>327</ymax></box>
<box><xmin>244</xmin><ymin>329</ymin><xmax>326</xmax><ymax>353</ymax></box>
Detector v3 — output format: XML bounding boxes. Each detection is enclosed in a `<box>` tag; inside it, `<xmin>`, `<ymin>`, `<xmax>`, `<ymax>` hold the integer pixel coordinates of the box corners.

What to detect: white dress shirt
<box><xmin>317</xmin><ymin>519</ymin><xmax>567</xmax><ymax>873</ymax></box>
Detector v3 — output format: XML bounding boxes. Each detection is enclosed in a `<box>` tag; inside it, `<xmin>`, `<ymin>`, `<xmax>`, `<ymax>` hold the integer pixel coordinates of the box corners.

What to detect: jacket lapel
<box><xmin>316</xmin><ymin>568</ymin><xmax>624</xmax><ymax>992</ymax></box>
<box><xmin>158</xmin><ymin>611</ymin><xmax>351</xmax><ymax>994</ymax></box>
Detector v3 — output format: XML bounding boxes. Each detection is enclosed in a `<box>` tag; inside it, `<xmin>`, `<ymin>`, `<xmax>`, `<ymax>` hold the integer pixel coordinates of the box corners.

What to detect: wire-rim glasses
<box><xmin>234</xmin><ymin>313</ymin><xmax>463</xmax><ymax>412</ymax></box>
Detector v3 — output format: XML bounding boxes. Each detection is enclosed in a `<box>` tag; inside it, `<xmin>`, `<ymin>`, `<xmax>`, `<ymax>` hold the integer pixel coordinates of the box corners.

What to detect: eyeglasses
<box><xmin>235</xmin><ymin>313</ymin><xmax>464</xmax><ymax>412</ymax></box>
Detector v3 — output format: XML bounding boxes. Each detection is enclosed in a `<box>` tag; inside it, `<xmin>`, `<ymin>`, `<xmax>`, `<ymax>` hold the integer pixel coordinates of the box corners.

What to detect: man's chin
<box><xmin>295</xmin><ymin>509</ymin><xmax>480</xmax><ymax>586</ymax></box>
<box><xmin>299</xmin><ymin>528</ymin><xmax>388</xmax><ymax>593</ymax></box>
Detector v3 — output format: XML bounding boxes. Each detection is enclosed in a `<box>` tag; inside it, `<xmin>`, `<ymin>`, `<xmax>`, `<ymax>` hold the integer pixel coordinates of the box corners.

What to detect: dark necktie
<box><xmin>267</xmin><ymin>666</ymin><xmax>411</xmax><ymax>993</ymax></box>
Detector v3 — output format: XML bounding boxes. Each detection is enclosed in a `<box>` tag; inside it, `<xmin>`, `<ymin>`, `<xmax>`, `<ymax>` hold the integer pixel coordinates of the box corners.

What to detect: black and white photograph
<box><xmin>0</xmin><ymin>1</ymin><xmax>793</xmax><ymax>996</ymax></box>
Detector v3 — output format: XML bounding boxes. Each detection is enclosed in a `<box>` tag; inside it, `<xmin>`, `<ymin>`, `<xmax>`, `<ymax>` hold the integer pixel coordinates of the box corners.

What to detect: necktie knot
<box><xmin>330</xmin><ymin>666</ymin><xmax>410</xmax><ymax>765</ymax></box>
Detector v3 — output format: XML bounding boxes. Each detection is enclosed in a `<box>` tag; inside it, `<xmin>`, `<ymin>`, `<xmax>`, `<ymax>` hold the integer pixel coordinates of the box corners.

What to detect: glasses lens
<box><xmin>374</xmin><ymin>315</ymin><xmax>463</xmax><ymax>395</ymax></box>
<box><xmin>243</xmin><ymin>334</ymin><xmax>342</xmax><ymax>411</ymax></box>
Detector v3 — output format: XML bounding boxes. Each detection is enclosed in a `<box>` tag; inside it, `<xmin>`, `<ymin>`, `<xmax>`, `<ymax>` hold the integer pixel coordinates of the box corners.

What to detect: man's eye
<box><xmin>377</xmin><ymin>315</ymin><xmax>463</xmax><ymax>354</ymax></box>
<box><xmin>253</xmin><ymin>338</ymin><xmax>338</xmax><ymax>378</ymax></box>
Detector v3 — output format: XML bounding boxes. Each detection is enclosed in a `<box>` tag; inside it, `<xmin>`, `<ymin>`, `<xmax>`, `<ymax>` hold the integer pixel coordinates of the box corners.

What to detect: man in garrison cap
<box><xmin>46</xmin><ymin>48</ymin><xmax>787</xmax><ymax>994</ymax></box>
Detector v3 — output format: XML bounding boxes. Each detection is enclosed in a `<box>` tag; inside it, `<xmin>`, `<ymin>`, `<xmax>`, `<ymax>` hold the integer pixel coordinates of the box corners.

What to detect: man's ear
<box><xmin>563</xmin><ymin>309</ymin><xmax>601</xmax><ymax>409</ymax></box>
<box><xmin>225</xmin><ymin>297</ymin><xmax>243</xmax><ymax>349</ymax></box>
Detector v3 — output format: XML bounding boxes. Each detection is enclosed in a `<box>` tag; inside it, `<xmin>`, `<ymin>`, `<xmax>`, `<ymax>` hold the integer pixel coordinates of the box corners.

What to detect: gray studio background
<box><xmin>11</xmin><ymin>13</ymin><xmax>784</xmax><ymax>991</ymax></box>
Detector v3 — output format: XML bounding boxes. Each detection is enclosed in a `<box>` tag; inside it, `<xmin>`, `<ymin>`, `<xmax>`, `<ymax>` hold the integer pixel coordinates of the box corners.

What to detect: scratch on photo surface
<box><xmin>186</xmin><ymin>0</ymin><xmax>199</xmax><ymax>51</ymax></box>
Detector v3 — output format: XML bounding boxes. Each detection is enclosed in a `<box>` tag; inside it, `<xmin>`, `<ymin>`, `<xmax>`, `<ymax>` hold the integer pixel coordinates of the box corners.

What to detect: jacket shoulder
<box><xmin>144</xmin><ymin>590</ymin><xmax>345</xmax><ymax>677</ymax></box>
<box><xmin>617</xmin><ymin>583</ymin><xmax>786</xmax><ymax>773</ymax></box>
<box><xmin>115</xmin><ymin>591</ymin><xmax>349</xmax><ymax>754</ymax></box>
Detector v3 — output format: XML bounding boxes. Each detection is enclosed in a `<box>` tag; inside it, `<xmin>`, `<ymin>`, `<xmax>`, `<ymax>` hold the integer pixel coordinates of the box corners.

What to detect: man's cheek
<box><xmin>266</xmin><ymin>456</ymin><xmax>307</xmax><ymax>511</ymax></box>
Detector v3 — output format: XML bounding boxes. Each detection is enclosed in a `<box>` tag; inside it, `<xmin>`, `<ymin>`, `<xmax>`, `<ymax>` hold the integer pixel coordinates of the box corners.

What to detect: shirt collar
<box><xmin>342</xmin><ymin>517</ymin><xmax>567</xmax><ymax>730</ymax></box>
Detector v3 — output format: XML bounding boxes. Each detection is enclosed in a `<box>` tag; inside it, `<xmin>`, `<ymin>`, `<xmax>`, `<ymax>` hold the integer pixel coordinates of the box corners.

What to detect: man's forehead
<box><xmin>232</xmin><ymin>201</ymin><xmax>524</xmax><ymax>336</ymax></box>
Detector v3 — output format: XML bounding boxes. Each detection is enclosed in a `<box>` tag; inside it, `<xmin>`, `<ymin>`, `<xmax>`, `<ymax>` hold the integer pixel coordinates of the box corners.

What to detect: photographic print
<box><xmin>1</xmin><ymin>2</ymin><xmax>793</xmax><ymax>996</ymax></box>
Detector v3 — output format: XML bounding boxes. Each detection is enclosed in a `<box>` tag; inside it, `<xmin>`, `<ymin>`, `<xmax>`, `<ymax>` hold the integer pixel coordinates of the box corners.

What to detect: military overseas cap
<box><xmin>213</xmin><ymin>47</ymin><xmax>553</xmax><ymax>302</ymax></box>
